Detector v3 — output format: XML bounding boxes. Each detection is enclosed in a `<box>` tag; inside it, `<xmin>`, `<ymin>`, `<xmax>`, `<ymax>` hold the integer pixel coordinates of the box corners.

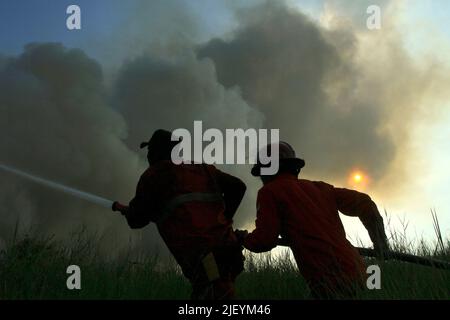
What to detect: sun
<box><xmin>348</xmin><ymin>170</ymin><xmax>369</xmax><ymax>189</ymax></box>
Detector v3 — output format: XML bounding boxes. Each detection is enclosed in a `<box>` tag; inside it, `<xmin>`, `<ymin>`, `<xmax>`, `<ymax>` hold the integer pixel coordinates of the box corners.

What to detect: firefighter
<box><xmin>236</xmin><ymin>141</ymin><xmax>389</xmax><ymax>299</ymax></box>
<box><xmin>112</xmin><ymin>129</ymin><xmax>246</xmax><ymax>300</ymax></box>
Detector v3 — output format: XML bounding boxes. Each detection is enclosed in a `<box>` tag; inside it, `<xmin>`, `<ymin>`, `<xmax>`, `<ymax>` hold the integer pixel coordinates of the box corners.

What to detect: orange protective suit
<box><xmin>244</xmin><ymin>174</ymin><xmax>383</xmax><ymax>298</ymax></box>
<box><xmin>125</xmin><ymin>160</ymin><xmax>246</xmax><ymax>299</ymax></box>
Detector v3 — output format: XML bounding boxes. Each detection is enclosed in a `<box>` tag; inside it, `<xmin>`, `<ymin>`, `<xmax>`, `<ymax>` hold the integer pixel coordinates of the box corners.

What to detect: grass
<box><xmin>0</xmin><ymin>213</ymin><xmax>449</xmax><ymax>300</ymax></box>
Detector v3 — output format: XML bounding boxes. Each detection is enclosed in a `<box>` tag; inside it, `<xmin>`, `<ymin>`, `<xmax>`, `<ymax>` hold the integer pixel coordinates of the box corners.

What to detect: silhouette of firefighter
<box><xmin>112</xmin><ymin>129</ymin><xmax>246</xmax><ymax>299</ymax></box>
<box><xmin>236</xmin><ymin>142</ymin><xmax>389</xmax><ymax>299</ymax></box>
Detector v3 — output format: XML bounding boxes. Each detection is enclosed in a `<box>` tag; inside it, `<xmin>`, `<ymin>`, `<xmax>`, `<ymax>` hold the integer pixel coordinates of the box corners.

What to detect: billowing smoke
<box><xmin>1</xmin><ymin>0</ymin><xmax>449</xmax><ymax>252</ymax></box>
<box><xmin>112</xmin><ymin>48</ymin><xmax>263</xmax><ymax>150</ymax></box>
<box><xmin>0</xmin><ymin>42</ymin><xmax>263</xmax><ymax>253</ymax></box>
<box><xmin>198</xmin><ymin>1</ymin><xmax>393</xmax><ymax>182</ymax></box>
<box><xmin>0</xmin><ymin>43</ymin><xmax>150</xmax><ymax>254</ymax></box>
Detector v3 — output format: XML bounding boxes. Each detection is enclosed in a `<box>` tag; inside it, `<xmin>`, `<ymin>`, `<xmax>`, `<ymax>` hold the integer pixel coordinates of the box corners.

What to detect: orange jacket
<box><xmin>244</xmin><ymin>174</ymin><xmax>380</xmax><ymax>287</ymax></box>
<box><xmin>125</xmin><ymin>161</ymin><xmax>246</xmax><ymax>280</ymax></box>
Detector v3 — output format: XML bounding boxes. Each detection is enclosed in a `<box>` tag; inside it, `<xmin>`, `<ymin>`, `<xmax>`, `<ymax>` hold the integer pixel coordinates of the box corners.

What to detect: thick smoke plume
<box><xmin>1</xmin><ymin>0</ymin><xmax>448</xmax><ymax>252</ymax></box>
<box><xmin>0</xmin><ymin>42</ymin><xmax>262</xmax><ymax>253</ymax></box>
<box><xmin>0</xmin><ymin>43</ymin><xmax>148</xmax><ymax>254</ymax></box>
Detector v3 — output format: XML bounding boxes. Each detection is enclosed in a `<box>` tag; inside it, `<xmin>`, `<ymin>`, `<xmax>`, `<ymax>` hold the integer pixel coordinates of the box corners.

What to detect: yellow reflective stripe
<box><xmin>157</xmin><ymin>192</ymin><xmax>223</xmax><ymax>224</ymax></box>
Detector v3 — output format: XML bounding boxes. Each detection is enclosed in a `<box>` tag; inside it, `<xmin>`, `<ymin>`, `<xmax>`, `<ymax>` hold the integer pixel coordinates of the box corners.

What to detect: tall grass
<box><xmin>0</xmin><ymin>213</ymin><xmax>449</xmax><ymax>300</ymax></box>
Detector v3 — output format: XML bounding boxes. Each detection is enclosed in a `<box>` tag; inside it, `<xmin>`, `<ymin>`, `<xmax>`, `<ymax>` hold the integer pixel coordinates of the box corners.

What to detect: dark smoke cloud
<box><xmin>0</xmin><ymin>41</ymin><xmax>263</xmax><ymax>252</ymax></box>
<box><xmin>0</xmin><ymin>43</ymin><xmax>151</xmax><ymax>254</ymax></box>
<box><xmin>113</xmin><ymin>48</ymin><xmax>263</xmax><ymax>150</ymax></box>
<box><xmin>198</xmin><ymin>1</ymin><xmax>395</xmax><ymax>181</ymax></box>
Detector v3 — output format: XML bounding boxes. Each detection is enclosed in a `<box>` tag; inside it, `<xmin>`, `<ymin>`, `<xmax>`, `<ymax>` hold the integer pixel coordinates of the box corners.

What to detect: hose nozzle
<box><xmin>112</xmin><ymin>201</ymin><xmax>127</xmax><ymax>212</ymax></box>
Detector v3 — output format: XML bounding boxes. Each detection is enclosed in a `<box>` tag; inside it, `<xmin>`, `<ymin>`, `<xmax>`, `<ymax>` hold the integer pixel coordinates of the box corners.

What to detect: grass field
<box><xmin>0</xmin><ymin>218</ymin><xmax>449</xmax><ymax>300</ymax></box>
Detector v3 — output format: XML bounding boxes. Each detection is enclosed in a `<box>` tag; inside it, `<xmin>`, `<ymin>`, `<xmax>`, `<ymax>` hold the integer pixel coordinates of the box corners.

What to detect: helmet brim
<box><xmin>251</xmin><ymin>158</ymin><xmax>305</xmax><ymax>177</ymax></box>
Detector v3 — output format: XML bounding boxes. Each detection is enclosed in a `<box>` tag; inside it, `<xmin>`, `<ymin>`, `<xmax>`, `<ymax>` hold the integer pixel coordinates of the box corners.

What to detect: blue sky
<box><xmin>0</xmin><ymin>0</ymin><xmax>134</xmax><ymax>57</ymax></box>
<box><xmin>0</xmin><ymin>0</ymin><xmax>243</xmax><ymax>67</ymax></box>
<box><xmin>3</xmin><ymin>0</ymin><xmax>450</xmax><ymax>59</ymax></box>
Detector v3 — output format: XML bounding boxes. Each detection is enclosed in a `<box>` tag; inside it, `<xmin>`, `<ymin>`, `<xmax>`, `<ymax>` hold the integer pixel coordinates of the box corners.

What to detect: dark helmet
<box><xmin>140</xmin><ymin>129</ymin><xmax>182</xmax><ymax>165</ymax></box>
<box><xmin>251</xmin><ymin>141</ymin><xmax>305</xmax><ymax>177</ymax></box>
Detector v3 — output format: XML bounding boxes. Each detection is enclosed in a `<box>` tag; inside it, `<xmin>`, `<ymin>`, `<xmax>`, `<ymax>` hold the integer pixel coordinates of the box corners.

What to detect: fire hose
<box><xmin>277</xmin><ymin>239</ymin><xmax>450</xmax><ymax>271</ymax></box>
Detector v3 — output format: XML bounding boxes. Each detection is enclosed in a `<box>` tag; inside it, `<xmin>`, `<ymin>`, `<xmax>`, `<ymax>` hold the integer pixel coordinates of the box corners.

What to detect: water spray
<box><xmin>0</xmin><ymin>163</ymin><xmax>114</xmax><ymax>209</ymax></box>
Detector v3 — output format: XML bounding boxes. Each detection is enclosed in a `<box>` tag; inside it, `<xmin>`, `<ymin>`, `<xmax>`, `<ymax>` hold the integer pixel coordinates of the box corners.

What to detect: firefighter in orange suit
<box><xmin>236</xmin><ymin>142</ymin><xmax>389</xmax><ymax>299</ymax></box>
<box><xmin>113</xmin><ymin>129</ymin><xmax>246</xmax><ymax>299</ymax></box>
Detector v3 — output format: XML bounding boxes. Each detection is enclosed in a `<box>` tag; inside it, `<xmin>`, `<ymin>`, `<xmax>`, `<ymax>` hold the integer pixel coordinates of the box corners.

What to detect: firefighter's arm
<box><xmin>215</xmin><ymin>169</ymin><xmax>247</xmax><ymax>220</ymax></box>
<box><xmin>113</xmin><ymin>174</ymin><xmax>152</xmax><ymax>229</ymax></box>
<box><xmin>334</xmin><ymin>187</ymin><xmax>389</xmax><ymax>254</ymax></box>
<box><xmin>243</xmin><ymin>188</ymin><xmax>281</xmax><ymax>253</ymax></box>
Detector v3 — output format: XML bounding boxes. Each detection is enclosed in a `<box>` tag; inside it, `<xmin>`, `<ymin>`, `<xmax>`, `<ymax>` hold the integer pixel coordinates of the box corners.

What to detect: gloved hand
<box><xmin>362</xmin><ymin>208</ymin><xmax>390</xmax><ymax>259</ymax></box>
<box><xmin>369</xmin><ymin>219</ymin><xmax>390</xmax><ymax>259</ymax></box>
<box><xmin>234</xmin><ymin>229</ymin><xmax>248</xmax><ymax>245</ymax></box>
<box><xmin>373</xmin><ymin>238</ymin><xmax>390</xmax><ymax>259</ymax></box>
<box><xmin>112</xmin><ymin>201</ymin><xmax>129</xmax><ymax>215</ymax></box>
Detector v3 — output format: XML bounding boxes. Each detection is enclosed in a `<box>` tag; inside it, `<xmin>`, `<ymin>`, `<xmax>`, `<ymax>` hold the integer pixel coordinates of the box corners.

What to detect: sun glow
<box><xmin>348</xmin><ymin>170</ymin><xmax>369</xmax><ymax>190</ymax></box>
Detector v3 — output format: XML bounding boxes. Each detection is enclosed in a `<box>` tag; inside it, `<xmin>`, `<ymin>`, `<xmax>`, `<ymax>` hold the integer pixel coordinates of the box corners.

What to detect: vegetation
<box><xmin>0</xmin><ymin>213</ymin><xmax>449</xmax><ymax>300</ymax></box>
